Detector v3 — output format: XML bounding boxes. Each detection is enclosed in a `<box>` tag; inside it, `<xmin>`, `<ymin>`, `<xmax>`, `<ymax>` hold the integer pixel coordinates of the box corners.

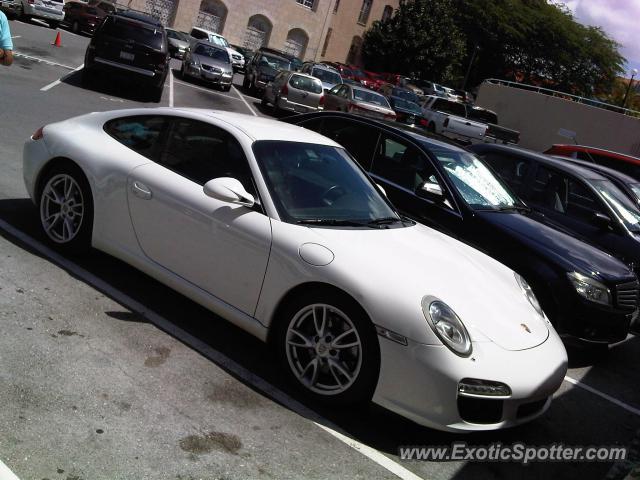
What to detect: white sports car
<box><xmin>23</xmin><ymin>109</ymin><xmax>568</xmax><ymax>432</ymax></box>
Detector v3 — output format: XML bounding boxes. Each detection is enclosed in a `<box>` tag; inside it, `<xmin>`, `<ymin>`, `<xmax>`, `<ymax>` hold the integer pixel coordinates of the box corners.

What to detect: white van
<box><xmin>189</xmin><ymin>27</ymin><xmax>244</xmax><ymax>72</ymax></box>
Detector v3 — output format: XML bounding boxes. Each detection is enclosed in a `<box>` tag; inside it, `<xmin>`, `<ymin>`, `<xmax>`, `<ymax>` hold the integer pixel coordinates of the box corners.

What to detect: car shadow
<box><xmin>0</xmin><ymin>197</ymin><xmax>637</xmax><ymax>480</ymax></box>
<box><xmin>61</xmin><ymin>68</ymin><xmax>158</xmax><ymax>103</ymax></box>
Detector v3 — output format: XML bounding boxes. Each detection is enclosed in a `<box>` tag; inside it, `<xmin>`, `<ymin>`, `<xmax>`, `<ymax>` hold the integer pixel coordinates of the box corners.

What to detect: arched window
<box><xmin>243</xmin><ymin>14</ymin><xmax>273</xmax><ymax>50</ymax></box>
<box><xmin>346</xmin><ymin>35</ymin><xmax>362</xmax><ymax>65</ymax></box>
<box><xmin>382</xmin><ymin>5</ymin><xmax>393</xmax><ymax>21</ymax></box>
<box><xmin>195</xmin><ymin>0</ymin><xmax>227</xmax><ymax>33</ymax></box>
<box><xmin>283</xmin><ymin>28</ymin><xmax>309</xmax><ymax>59</ymax></box>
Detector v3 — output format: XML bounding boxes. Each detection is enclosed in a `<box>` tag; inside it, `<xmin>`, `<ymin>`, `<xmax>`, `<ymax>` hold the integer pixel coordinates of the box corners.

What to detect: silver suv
<box><xmin>300</xmin><ymin>62</ymin><xmax>343</xmax><ymax>92</ymax></box>
<box><xmin>261</xmin><ymin>71</ymin><xmax>324</xmax><ymax>114</ymax></box>
<box><xmin>2</xmin><ymin>0</ymin><xmax>64</xmax><ymax>27</ymax></box>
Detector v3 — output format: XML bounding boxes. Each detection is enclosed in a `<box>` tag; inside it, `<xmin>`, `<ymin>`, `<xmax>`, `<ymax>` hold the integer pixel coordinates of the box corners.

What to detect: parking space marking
<box><xmin>11</xmin><ymin>35</ymin><xmax>21</xmax><ymax>39</ymax></box>
<box><xmin>0</xmin><ymin>459</ymin><xmax>21</xmax><ymax>480</ymax></box>
<box><xmin>13</xmin><ymin>52</ymin><xmax>75</xmax><ymax>70</ymax></box>
<box><xmin>40</xmin><ymin>63</ymin><xmax>84</xmax><ymax>92</ymax></box>
<box><xmin>169</xmin><ymin>67</ymin><xmax>174</xmax><ymax>108</ymax></box>
<box><xmin>0</xmin><ymin>217</ymin><xmax>425</xmax><ymax>480</ymax></box>
<box><xmin>232</xmin><ymin>85</ymin><xmax>258</xmax><ymax>117</ymax></box>
<box><xmin>173</xmin><ymin>79</ymin><xmax>243</xmax><ymax>102</ymax></box>
<box><xmin>564</xmin><ymin>375</ymin><xmax>640</xmax><ymax>416</ymax></box>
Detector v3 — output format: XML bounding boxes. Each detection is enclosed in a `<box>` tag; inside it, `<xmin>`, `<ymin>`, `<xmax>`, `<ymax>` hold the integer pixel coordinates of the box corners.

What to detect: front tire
<box><xmin>275</xmin><ymin>288</ymin><xmax>380</xmax><ymax>405</ymax></box>
<box><xmin>38</xmin><ymin>163</ymin><xmax>93</xmax><ymax>253</ymax></box>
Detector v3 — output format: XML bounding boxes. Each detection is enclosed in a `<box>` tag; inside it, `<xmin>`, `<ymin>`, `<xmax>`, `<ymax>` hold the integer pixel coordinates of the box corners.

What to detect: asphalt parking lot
<box><xmin>0</xmin><ymin>18</ymin><xmax>639</xmax><ymax>480</ymax></box>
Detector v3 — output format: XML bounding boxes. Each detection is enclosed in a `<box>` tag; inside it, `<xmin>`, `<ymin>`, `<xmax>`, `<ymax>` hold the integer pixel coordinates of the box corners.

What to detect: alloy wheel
<box><xmin>40</xmin><ymin>173</ymin><xmax>85</xmax><ymax>243</ymax></box>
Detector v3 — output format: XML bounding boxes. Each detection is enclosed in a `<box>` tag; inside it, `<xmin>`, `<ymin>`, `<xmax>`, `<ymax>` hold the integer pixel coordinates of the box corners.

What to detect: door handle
<box><xmin>131</xmin><ymin>180</ymin><xmax>152</xmax><ymax>200</ymax></box>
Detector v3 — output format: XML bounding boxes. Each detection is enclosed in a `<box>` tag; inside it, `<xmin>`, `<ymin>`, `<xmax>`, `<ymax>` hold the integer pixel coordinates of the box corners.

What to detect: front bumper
<box><xmin>184</xmin><ymin>64</ymin><xmax>232</xmax><ymax>86</ymax></box>
<box><xmin>25</xmin><ymin>4</ymin><xmax>64</xmax><ymax>20</ymax></box>
<box><xmin>372</xmin><ymin>329</ymin><xmax>567</xmax><ymax>432</ymax></box>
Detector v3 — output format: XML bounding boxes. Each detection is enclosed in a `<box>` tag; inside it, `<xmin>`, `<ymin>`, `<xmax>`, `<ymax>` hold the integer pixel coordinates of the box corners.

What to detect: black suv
<box><xmin>285</xmin><ymin>112</ymin><xmax>638</xmax><ymax>345</ymax></box>
<box><xmin>83</xmin><ymin>10</ymin><xmax>169</xmax><ymax>102</ymax></box>
<box><xmin>242</xmin><ymin>48</ymin><xmax>293</xmax><ymax>95</ymax></box>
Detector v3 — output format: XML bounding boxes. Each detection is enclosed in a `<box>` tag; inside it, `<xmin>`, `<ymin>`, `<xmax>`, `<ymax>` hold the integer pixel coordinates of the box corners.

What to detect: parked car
<box><xmin>362</xmin><ymin>70</ymin><xmax>387</xmax><ymax>91</ymax></box>
<box><xmin>286</xmin><ymin>112</ymin><xmax>638</xmax><ymax>345</ymax></box>
<box><xmin>413</xmin><ymin>80</ymin><xmax>447</xmax><ymax>98</ymax></box>
<box><xmin>324</xmin><ymin>84</ymin><xmax>396</xmax><ymax>120</ymax></box>
<box><xmin>180</xmin><ymin>40</ymin><xmax>233</xmax><ymax>91</ymax></box>
<box><xmin>322</xmin><ymin>62</ymin><xmax>356</xmax><ymax>81</ymax></box>
<box><xmin>83</xmin><ymin>11</ymin><xmax>169</xmax><ymax>102</ymax></box>
<box><xmin>382</xmin><ymin>73</ymin><xmax>424</xmax><ymax>96</ymax></box>
<box><xmin>453</xmin><ymin>88</ymin><xmax>474</xmax><ymax>104</ymax></box>
<box><xmin>189</xmin><ymin>26</ymin><xmax>244</xmax><ymax>72</ymax></box>
<box><xmin>6</xmin><ymin>0</ymin><xmax>64</xmax><ymax>28</ymax></box>
<box><xmin>387</xmin><ymin>96</ymin><xmax>424</xmax><ymax>128</ymax></box>
<box><xmin>257</xmin><ymin>46</ymin><xmax>302</xmax><ymax>71</ymax></box>
<box><xmin>421</xmin><ymin>96</ymin><xmax>520</xmax><ymax>145</ymax></box>
<box><xmin>262</xmin><ymin>71</ymin><xmax>324</xmax><ymax>114</ymax></box>
<box><xmin>25</xmin><ymin>108</ymin><xmax>568</xmax><ymax>432</ymax></box>
<box><xmin>300</xmin><ymin>62</ymin><xmax>342</xmax><ymax>92</ymax></box>
<box><xmin>379</xmin><ymin>85</ymin><xmax>420</xmax><ymax>105</ymax></box>
<box><xmin>545</xmin><ymin>145</ymin><xmax>640</xmax><ymax>180</ymax></box>
<box><xmin>61</xmin><ymin>0</ymin><xmax>114</xmax><ymax>35</ymax></box>
<box><xmin>229</xmin><ymin>44</ymin><xmax>253</xmax><ymax>71</ymax></box>
<box><xmin>472</xmin><ymin>144</ymin><xmax>640</xmax><ymax>281</ymax></box>
<box><xmin>243</xmin><ymin>49</ymin><xmax>292</xmax><ymax>94</ymax></box>
<box><xmin>165</xmin><ymin>28</ymin><xmax>190</xmax><ymax>59</ymax></box>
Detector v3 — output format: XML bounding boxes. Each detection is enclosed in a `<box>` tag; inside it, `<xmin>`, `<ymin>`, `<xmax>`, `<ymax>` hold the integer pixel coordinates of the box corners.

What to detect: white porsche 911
<box><xmin>23</xmin><ymin>108</ymin><xmax>567</xmax><ymax>432</ymax></box>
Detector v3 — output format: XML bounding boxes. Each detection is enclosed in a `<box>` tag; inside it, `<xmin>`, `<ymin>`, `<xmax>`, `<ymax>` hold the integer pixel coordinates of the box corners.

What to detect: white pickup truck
<box><xmin>420</xmin><ymin>95</ymin><xmax>487</xmax><ymax>142</ymax></box>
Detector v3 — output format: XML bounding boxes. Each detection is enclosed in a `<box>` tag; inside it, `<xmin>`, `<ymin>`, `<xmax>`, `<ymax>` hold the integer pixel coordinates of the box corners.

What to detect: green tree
<box><xmin>362</xmin><ymin>0</ymin><xmax>465</xmax><ymax>83</ymax></box>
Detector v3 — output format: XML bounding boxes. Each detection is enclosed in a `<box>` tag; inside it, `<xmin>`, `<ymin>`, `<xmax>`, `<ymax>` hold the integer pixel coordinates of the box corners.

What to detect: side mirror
<box><xmin>416</xmin><ymin>181</ymin><xmax>444</xmax><ymax>201</ymax></box>
<box><xmin>203</xmin><ymin>177</ymin><xmax>255</xmax><ymax>207</ymax></box>
<box><xmin>591</xmin><ymin>212</ymin><xmax>612</xmax><ymax>230</ymax></box>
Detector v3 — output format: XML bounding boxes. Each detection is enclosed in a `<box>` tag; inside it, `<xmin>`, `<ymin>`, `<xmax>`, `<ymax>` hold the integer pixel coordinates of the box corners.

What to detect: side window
<box><xmin>104</xmin><ymin>116</ymin><xmax>168</xmax><ymax>160</ymax></box>
<box><xmin>590</xmin><ymin>154</ymin><xmax>640</xmax><ymax>179</ymax></box>
<box><xmin>529</xmin><ymin>165</ymin><xmax>560</xmax><ymax>208</ymax></box>
<box><xmin>482</xmin><ymin>153</ymin><xmax>530</xmax><ymax>194</ymax></box>
<box><xmin>566</xmin><ymin>179</ymin><xmax>606</xmax><ymax>223</ymax></box>
<box><xmin>320</xmin><ymin>118</ymin><xmax>380</xmax><ymax>170</ymax></box>
<box><xmin>190</xmin><ymin>29</ymin><xmax>207</xmax><ymax>40</ymax></box>
<box><xmin>371</xmin><ymin>134</ymin><xmax>438</xmax><ymax>192</ymax></box>
<box><xmin>298</xmin><ymin>118</ymin><xmax>324</xmax><ymax>134</ymax></box>
<box><xmin>328</xmin><ymin>84</ymin><xmax>341</xmax><ymax>95</ymax></box>
<box><xmin>160</xmin><ymin>118</ymin><xmax>256</xmax><ymax>194</ymax></box>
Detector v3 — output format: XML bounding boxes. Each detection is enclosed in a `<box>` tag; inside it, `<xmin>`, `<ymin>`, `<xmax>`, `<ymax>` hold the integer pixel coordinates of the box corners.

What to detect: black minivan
<box><xmin>286</xmin><ymin>112</ymin><xmax>638</xmax><ymax>345</ymax></box>
<box><xmin>83</xmin><ymin>10</ymin><xmax>169</xmax><ymax>102</ymax></box>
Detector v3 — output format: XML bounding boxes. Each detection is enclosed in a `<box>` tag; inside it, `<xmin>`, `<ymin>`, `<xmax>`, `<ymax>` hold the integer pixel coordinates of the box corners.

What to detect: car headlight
<box><xmin>421</xmin><ymin>296</ymin><xmax>472</xmax><ymax>357</ymax></box>
<box><xmin>567</xmin><ymin>272</ymin><xmax>611</xmax><ymax>306</ymax></box>
<box><xmin>514</xmin><ymin>272</ymin><xmax>544</xmax><ymax>317</ymax></box>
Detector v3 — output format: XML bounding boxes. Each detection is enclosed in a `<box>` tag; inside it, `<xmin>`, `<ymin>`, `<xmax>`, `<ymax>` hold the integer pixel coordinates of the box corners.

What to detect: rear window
<box><xmin>353</xmin><ymin>89</ymin><xmax>391</xmax><ymax>108</ymax></box>
<box><xmin>190</xmin><ymin>29</ymin><xmax>208</xmax><ymax>40</ymax></box>
<box><xmin>311</xmin><ymin>68</ymin><xmax>341</xmax><ymax>85</ymax></box>
<box><xmin>101</xmin><ymin>17</ymin><xmax>164</xmax><ymax>50</ymax></box>
<box><xmin>468</xmin><ymin>108</ymin><xmax>498</xmax><ymax>124</ymax></box>
<box><xmin>432</xmin><ymin>99</ymin><xmax>466</xmax><ymax>117</ymax></box>
<box><xmin>194</xmin><ymin>44</ymin><xmax>230</xmax><ymax>62</ymax></box>
<box><xmin>289</xmin><ymin>74</ymin><xmax>322</xmax><ymax>94</ymax></box>
<box><xmin>86</xmin><ymin>7</ymin><xmax>98</xmax><ymax>14</ymax></box>
<box><xmin>392</xmin><ymin>88</ymin><xmax>419</xmax><ymax>103</ymax></box>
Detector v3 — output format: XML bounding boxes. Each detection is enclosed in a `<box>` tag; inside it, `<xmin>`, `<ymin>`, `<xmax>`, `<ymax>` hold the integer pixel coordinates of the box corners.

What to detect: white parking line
<box><xmin>13</xmin><ymin>52</ymin><xmax>75</xmax><ymax>70</ymax></box>
<box><xmin>169</xmin><ymin>67</ymin><xmax>174</xmax><ymax>108</ymax></box>
<box><xmin>232</xmin><ymin>85</ymin><xmax>258</xmax><ymax>117</ymax></box>
<box><xmin>0</xmin><ymin>217</ymin><xmax>424</xmax><ymax>480</ymax></box>
<box><xmin>0</xmin><ymin>459</ymin><xmax>21</xmax><ymax>480</ymax></box>
<box><xmin>11</xmin><ymin>35</ymin><xmax>21</xmax><ymax>39</ymax></box>
<box><xmin>564</xmin><ymin>375</ymin><xmax>640</xmax><ymax>416</ymax></box>
<box><xmin>173</xmin><ymin>79</ymin><xmax>242</xmax><ymax>102</ymax></box>
<box><xmin>40</xmin><ymin>63</ymin><xmax>84</xmax><ymax>92</ymax></box>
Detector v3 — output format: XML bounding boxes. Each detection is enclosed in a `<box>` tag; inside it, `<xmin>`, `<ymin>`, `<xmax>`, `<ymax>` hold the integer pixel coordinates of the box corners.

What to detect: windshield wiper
<box><xmin>367</xmin><ymin>217</ymin><xmax>403</xmax><ymax>226</ymax></box>
<box><xmin>496</xmin><ymin>205</ymin><xmax>531</xmax><ymax>213</ymax></box>
<box><xmin>296</xmin><ymin>219</ymin><xmax>368</xmax><ymax>227</ymax></box>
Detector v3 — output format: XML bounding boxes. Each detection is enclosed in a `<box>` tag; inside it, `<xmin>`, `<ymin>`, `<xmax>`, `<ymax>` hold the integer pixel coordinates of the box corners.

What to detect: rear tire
<box><xmin>81</xmin><ymin>68</ymin><xmax>94</xmax><ymax>88</ymax></box>
<box><xmin>38</xmin><ymin>163</ymin><xmax>93</xmax><ymax>254</ymax></box>
<box><xmin>150</xmin><ymin>85</ymin><xmax>163</xmax><ymax>103</ymax></box>
<box><xmin>274</xmin><ymin>288</ymin><xmax>380</xmax><ymax>406</ymax></box>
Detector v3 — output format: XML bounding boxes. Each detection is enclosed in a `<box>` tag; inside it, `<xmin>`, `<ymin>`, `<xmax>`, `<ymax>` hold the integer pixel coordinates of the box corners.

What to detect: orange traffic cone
<box><xmin>51</xmin><ymin>31</ymin><xmax>62</xmax><ymax>47</ymax></box>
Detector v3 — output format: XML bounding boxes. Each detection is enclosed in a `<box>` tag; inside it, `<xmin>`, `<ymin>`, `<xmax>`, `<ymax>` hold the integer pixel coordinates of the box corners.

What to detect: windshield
<box><xmin>592</xmin><ymin>180</ymin><xmax>640</xmax><ymax>233</ymax></box>
<box><xmin>391</xmin><ymin>97</ymin><xmax>422</xmax><ymax>114</ymax></box>
<box><xmin>312</xmin><ymin>68</ymin><xmax>342</xmax><ymax>85</ymax></box>
<box><xmin>434</xmin><ymin>149</ymin><xmax>520</xmax><ymax>209</ymax></box>
<box><xmin>167</xmin><ymin>29</ymin><xmax>189</xmax><ymax>41</ymax></box>
<box><xmin>194</xmin><ymin>44</ymin><xmax>229</xmax><ymax>62</ymax></box>
<box><xmin>353</xmin><ymin>89</ymin><xmax>391</xmax><ymax>108</ymax></box>
<box><xmin>210</xmin><ymin>35</ymin><xmax>229</xmax><ymax>48</ymax></box>
<box><xmin>101</xmin><ymin>17</ymin><xmax>164</xmax><ymax>50</ymax></box>
<box><xmin>392</xmin><ymin>88</ymin><xmax>419</xmax><ymax>104</ymax></box>
<box><xmin>260</xmin><ymin>54</ymin><xmax>292</xmax><ymax>71</ymax></box>
<box><xmin>629</xmin><ymin>183</ymin><xmax>640</xmax><ymax>204</ymax></box>
<box><xmin>253</xmin><ymin>141</ymin><xmax>399</xmax><ymax>224</ymax></box>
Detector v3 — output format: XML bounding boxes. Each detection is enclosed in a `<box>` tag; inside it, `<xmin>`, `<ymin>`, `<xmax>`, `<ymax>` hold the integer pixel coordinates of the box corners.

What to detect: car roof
<box><xmin>112</xmin><ymin>10</ymin><xmax>162</xmax><ymax>26</ymax></box>
<box><xmin>471</xmin><ymin>144</ymin><xmax>611</xmax><ymax>181</ymax></box>
<box><xmin>563</xmin><ymin>157</ymin><xmax>640</xmax><ymax>184</ymax></box>
<box><xmin>550</xmin><ymin>144</ymin><xmax>640</xmax><ymax>162</ymax></box>
<box><xmin>191</xmin><ymin>39</ymin><xmax>226</xmax><ymax>51</ymax></box>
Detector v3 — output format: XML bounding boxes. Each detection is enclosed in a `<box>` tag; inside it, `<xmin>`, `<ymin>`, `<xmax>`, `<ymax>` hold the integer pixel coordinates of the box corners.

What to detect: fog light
<box><xmin>458</xmin><ymin>378</ymin><xmax>511</xmax><ymax>397</ymax></box>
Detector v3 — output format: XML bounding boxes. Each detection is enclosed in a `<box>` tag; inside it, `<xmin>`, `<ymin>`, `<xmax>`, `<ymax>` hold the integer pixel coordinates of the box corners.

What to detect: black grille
<box><xmin>615</xmin><ymin>281</ymin><xmax>639</xmax><ymax>310</ymax></box>
<box><xmin>517</xmin><ymin>398</ymin><xmax>547</xmax><ymax>419</ymax></box>
<box><xmin>458</xmin><ymin>397</ymin><xmax>503</xmax><ymax>424</ymax></box>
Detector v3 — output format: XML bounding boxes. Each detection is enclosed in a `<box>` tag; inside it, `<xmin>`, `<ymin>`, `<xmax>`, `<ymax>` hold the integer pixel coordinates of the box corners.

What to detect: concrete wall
<box><xmin>476</xmin><ymin>82</ymin><xmax>640</xmax><ymax>156</ymax></box>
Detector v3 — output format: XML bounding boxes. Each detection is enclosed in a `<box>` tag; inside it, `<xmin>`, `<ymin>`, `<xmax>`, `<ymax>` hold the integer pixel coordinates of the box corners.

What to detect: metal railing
<box><xmin>484</xmin><ymin>78</ymin><xmax>640</xmax><ymax>118</ymax></box>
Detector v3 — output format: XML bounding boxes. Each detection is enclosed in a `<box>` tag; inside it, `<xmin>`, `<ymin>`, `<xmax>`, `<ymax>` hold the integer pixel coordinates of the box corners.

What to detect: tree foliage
<box><xmin>362</xmin><ymin>0</ymin><xmax>625</xmax><ymax>96</ymax></box>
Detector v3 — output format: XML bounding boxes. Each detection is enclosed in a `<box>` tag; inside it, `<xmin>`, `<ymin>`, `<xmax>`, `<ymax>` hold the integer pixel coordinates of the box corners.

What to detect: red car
<box><xmin>62</xmin><ymin>0</ymin><xmax>115</xmax><ymax>35</ymax></box>
<box><xmin>362</xmin><ymin>70</ymin><xmax>388</xmax><ymax>91</ymax></box>
<box><xmin>322</xmin><ymin>62</ymin><xmax>356</xmax><ymax>81</ymax></box>
<box><xmin>545</xmin><ymin>144</ymin><xmax>640</xmax><ymax>180</ymax></box>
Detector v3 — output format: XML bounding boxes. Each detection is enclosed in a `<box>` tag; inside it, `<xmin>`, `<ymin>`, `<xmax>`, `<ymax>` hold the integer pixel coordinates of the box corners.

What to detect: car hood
<box><xmin>193</xmin><ymin>54</ymin><xmax>232</xmax><ymax>73</ymax></box>
<box><xmin>321</xmin><ymin>81</ymin><xmax>339</xmax><ymax>91</ymax></box>
<box><xmin>227</xmin><ymin>47</ymin><xmax>244</xmax><ymax>60</ymax></box>
<box><xmin>169</xmin><ymin>38</ymin><xmax>189</xmax><ymax>49</ymax></box>
<box><xmin>475</xmin><ymin>210</ymin><xmax>633</xmax><ymax>282</ymax></box>
<box><xmin>300</xmin><ymin>222</ymin><xmax>550</xmax><ymax>351</ymax></box>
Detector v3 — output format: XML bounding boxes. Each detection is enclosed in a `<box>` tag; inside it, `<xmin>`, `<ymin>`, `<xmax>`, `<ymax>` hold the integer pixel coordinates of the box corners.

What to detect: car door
<box><xmin>125</xmin><ymin>116</ymin><xmax>272</xmax><ymax>316</ymax></box>
<box><xmin>324</xmin><ymin>85</ymin><xmax>342</xmax><ymax>110</ymax></box>
<box><xmin>522</xmin><ymin>163</ymin><xmax>621</xmax><ymax>254</ymax></box>
<box><xmin>479</xmin><ymin>151</ymin><xmax>532</xmax><ymax>197</ymax></box>
<box><xmin>368</xmin><ymin>132</ymin><xmax>462</xmax><ymax>236</ymax></box>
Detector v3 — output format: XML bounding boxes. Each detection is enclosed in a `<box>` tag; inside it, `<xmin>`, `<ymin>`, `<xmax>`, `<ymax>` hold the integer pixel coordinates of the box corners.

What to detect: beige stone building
<box><xmin>126</xmin><ymin>0</ymin><xmax>399</xmax><ymax>64</ymax></box>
